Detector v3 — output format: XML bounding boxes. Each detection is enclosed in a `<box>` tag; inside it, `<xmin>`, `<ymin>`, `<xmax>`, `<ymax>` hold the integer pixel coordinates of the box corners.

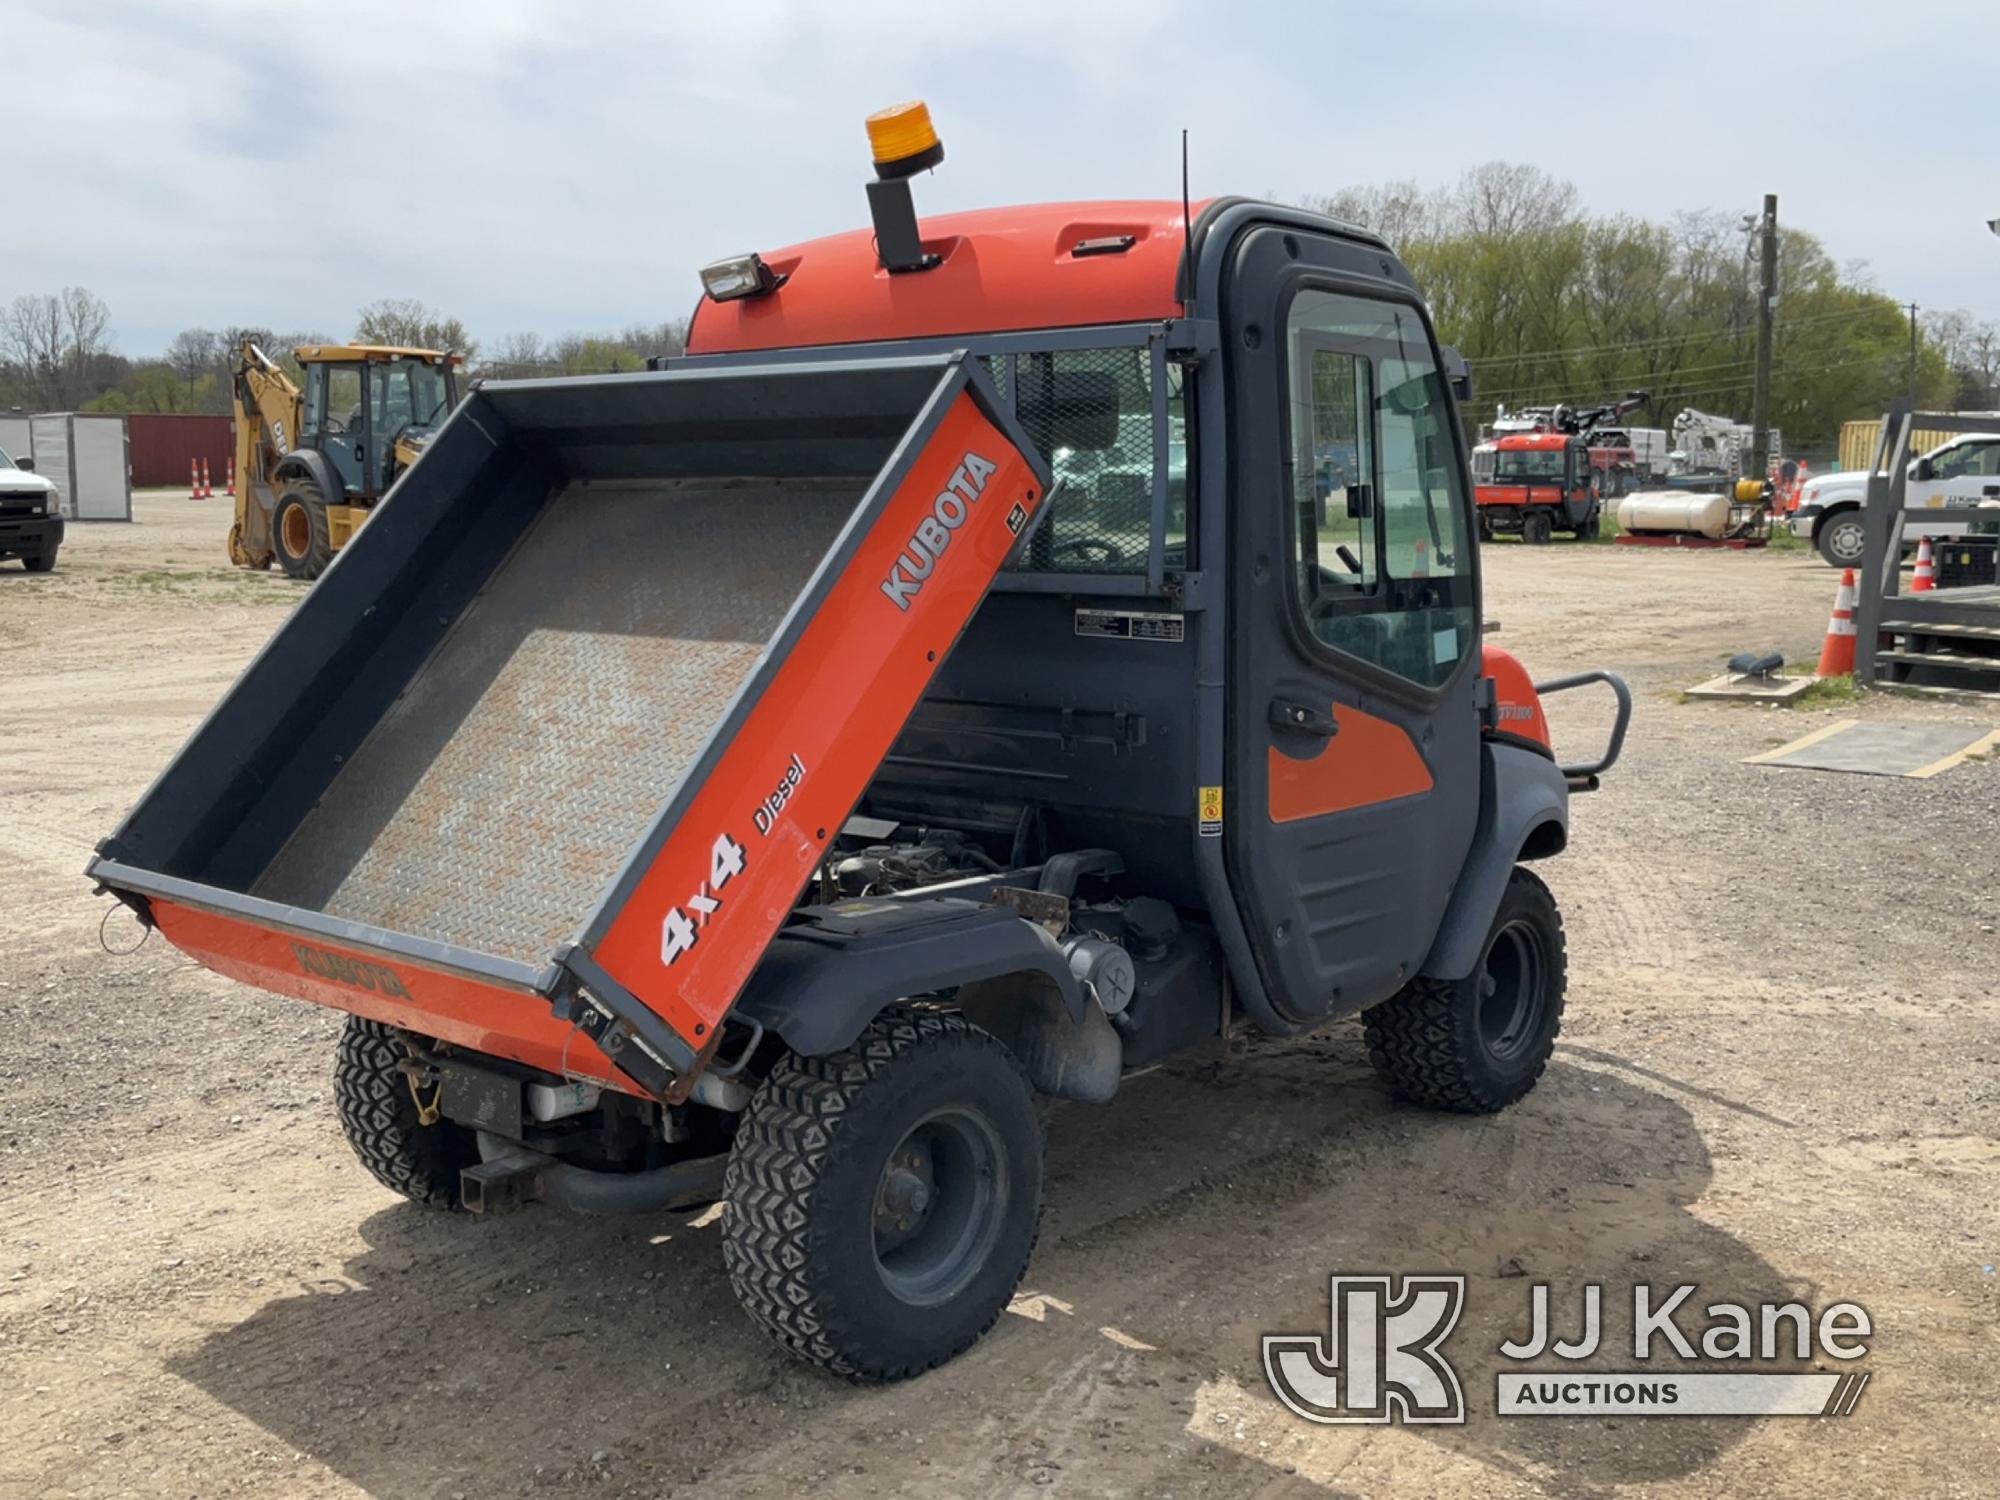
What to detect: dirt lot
<box><xmin>2</xmin><ymin>496</ymin><xmax>1995</xmax><ymax>1499</ymax></box>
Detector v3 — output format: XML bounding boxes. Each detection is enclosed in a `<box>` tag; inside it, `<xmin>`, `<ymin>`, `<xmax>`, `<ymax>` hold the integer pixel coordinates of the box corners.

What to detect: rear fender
<box><xmin>731</xmin><ymin>897</ymin><xmax>1085</xmax><ymax>1058</ymax></box>
<box><xmin>1420</xmin><ymin>743</ymin><xmax>1568</xmax><ymax>982</ymax></box>
<box><xmin>274</xmin><ymin>449</ymin><xmax>344</xmax><ymax>508</ymax></box>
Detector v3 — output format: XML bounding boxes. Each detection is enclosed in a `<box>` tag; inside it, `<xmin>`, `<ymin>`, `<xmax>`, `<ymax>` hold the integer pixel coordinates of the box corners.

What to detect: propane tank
<box><xmin>1617</xmin><ymin>490</ymin><xmax>1730</xmax><ymax>539</ymax></box>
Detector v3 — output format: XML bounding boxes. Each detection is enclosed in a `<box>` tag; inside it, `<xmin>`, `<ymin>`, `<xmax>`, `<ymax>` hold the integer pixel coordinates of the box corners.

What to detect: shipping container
<box><xmin>126</xmin><ymin>412</ymin><xmax>233</xmax><ymax>489</ymax></box>
<box><xmin>1838</xmin><ymin>414</ymin><xmax>2000</xmax><ymax>473</ymax></box>
<box><xmin>29</xmin><ymin>413</ymin><xmax>132</xmax><ymax>521</ymax></box>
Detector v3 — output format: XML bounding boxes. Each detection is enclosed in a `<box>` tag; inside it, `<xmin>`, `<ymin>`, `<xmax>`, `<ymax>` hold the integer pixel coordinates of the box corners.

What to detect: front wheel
<box><xmin>1522</xmin><ymin>511</ymin><xmax>1554</xmax><ymax>546</ymax></box>
<box><xmin>723</xmin><ymin>1008</ymin><xmax>1044</xmax><ymax>1381</ymax></box>
<box><xmin>1363</xmin><ymin>867</ymin><xmax>1566</xmax><ymax>1113</ymax></box>
<box><xmin>1815</xmin><ymin>510</ymin><xmax>1866</xmax><ymax>569</ymax></box>
<box><xmin>273</xmin><ymin>478</ymin><xmax>334</xmax><ymax>580</ymax></box>
<box><xmin>21</xmin><ymin>549</ymin><xmax>56</xmax><ymax>573</ymax></box>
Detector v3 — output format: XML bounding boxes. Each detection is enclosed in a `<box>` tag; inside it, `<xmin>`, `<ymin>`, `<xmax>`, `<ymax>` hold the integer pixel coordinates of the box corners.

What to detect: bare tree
<box><xmin>482</xmin><ymin>331</ymin><xmax>551</xmax><ymax>380</ymax></box>
<box><xmin>165</xmin><ymin>327</ymin><xmax>218</xmax><ymax>398</ymax></box>
<box><xmin>0</xmin><ymin>286</ymin><xmax>112</xmax><ymax>408</ymax></box>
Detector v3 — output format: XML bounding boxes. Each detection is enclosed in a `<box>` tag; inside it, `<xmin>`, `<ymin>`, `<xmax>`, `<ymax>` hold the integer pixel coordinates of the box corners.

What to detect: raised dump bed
<box><xmin>90</xmin><ymin>354</ymin><xmax>1047</xmax><ymax>1094</ymax></box>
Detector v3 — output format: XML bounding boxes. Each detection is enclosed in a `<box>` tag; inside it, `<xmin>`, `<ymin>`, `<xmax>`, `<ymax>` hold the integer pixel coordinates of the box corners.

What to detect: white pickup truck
<box><xmin>1792</xmin><ymin>430</ymin><xmax>2000</xmax><ymax>568</ymax></box>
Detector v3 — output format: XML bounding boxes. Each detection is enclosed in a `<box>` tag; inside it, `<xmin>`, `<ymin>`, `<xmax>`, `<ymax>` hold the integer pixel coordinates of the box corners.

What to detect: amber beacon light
<box><xmin>866</xmin><ymin>101</ymin><xmax>944</xmax><ymax>178</ymax></box>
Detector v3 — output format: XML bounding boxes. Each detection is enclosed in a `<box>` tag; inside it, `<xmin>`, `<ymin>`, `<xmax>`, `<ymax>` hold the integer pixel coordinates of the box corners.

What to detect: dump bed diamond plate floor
<box><xmin>253</xmin><ymin>478</ymin><xmax>859</xmax><ymax>963</ymax></box>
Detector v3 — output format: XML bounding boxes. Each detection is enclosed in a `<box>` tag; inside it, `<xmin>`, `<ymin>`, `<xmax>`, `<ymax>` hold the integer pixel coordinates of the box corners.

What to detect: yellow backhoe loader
<box><xmin>230</xmin><ymin>340</ymin><xmax>463</xmax><ymax>579</ymax></box>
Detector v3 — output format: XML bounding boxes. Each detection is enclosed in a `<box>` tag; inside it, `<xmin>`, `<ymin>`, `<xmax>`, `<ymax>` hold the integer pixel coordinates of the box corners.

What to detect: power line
<box><xmin>1463</xmin><ymin>306</ymin><xmax>1881</xmax><ymax>368</ymax></box>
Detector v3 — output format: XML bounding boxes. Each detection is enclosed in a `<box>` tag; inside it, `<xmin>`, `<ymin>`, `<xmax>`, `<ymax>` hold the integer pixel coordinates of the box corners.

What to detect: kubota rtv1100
<box><xmin>90</xmin><ymin>102</ymin><xmax>1628</xmax><ymax>1381</ymax></box>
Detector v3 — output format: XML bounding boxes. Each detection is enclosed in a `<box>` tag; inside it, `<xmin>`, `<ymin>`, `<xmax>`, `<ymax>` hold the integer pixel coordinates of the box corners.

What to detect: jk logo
<box><xmin>1263</xmin><ymin>1275</ymin><xmax>1467</xmax><ymax>1425</ymax></box>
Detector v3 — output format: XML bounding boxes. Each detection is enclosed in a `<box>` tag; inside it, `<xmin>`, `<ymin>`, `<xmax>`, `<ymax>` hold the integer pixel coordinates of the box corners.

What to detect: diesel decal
<box><xmin>881</xmin><ymin>451</ymin><xmax>999</xmax><ymax>612</ymax></box>
<box><xmin>291</xmin><ymin>942</ymin><xmax>411</xmax><ymax>998</ymax></box>
<box><xmin>752</xmin><ymin>753</ymin><xmax>807</xmax><ymax>837</ymax></box>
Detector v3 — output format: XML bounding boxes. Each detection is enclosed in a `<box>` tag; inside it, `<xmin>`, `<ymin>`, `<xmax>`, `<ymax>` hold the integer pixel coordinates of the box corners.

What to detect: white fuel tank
<box><xmin>1618</xmin><ymin>490</ymin><xmax>1730</xmax><ymax>538</ymax></box>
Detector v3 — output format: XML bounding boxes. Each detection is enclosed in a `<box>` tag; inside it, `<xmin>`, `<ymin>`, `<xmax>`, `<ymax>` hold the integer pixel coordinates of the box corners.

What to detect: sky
<box><xmin>5</xmin><ymin>0</ymin><xmax>1996</xmax><ymax>358</ymax></box>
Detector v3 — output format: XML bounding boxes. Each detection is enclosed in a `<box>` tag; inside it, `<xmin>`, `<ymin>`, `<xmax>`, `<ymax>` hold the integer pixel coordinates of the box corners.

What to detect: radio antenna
<box><xmin>1180</xmin><ymin>129</ymin><xmax>1196</xmax><ymax>317</ymax></box>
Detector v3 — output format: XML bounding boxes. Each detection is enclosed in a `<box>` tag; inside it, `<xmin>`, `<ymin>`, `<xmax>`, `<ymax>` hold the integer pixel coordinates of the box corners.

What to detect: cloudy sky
<box><xmin>6</xmin><ymin>0</ymin><xmax>1995</xmax><ymax>357</ymax></box>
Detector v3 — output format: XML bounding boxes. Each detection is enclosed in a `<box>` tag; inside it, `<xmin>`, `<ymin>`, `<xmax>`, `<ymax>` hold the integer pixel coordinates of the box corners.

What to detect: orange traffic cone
<box><xmin>1411</xmin><ymin>539</ymin><xmax>1430</xmax><ymax>578</ymax></box>
<box><xmin>189</xmin><ymin>458</ymin><xmax>203</xmax><ymax>500</ymax></box>
<box><xmin>1912</xmin><ymin>536</ymin><xmax>1936</xmax><ymax>593</ymax></box>
<box><xmin>1817</xmin><ymin>568</ymin><xmax>1858</xmax><ymax>678</ymax></box>
<box><xmin>224</xmin><ymin>455</ymin><xmax>236</xmax><ymax>497</ymax></box>
<box><xmin>199</xmin><ymin>459</ymin><xmax>213</xmax><ymax>499</ymax></box>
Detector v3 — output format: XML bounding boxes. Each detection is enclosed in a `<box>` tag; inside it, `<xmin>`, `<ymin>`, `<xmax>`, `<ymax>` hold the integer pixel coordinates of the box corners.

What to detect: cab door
<box><xmin>1224</xmin><ymin>233</ymin><xmax>1483</xmax><ymax>1027</ymax></box>
<box><xmin>1915</xmin><ymin>437</ymin><xmax>2000</xmax><ymax>531</ymax></box>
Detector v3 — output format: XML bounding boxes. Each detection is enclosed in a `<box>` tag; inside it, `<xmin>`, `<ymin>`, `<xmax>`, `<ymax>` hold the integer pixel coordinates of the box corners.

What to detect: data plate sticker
<box><xmin>1075</xmin><ymin>608</ymin><xmax>1186</xmax><ymax>643</ymax></box>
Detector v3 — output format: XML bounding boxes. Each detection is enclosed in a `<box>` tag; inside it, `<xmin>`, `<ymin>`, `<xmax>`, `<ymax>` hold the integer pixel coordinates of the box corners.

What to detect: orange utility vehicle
<box><xmin>1475</xmin><ymin>430</ymin><xmax>1603</xmax><ymax>543</ymax></box>
<box><xmin>89</xmin><ymin>103</ymin><xmax>1627</xmax><ymax>1380</ymax></box>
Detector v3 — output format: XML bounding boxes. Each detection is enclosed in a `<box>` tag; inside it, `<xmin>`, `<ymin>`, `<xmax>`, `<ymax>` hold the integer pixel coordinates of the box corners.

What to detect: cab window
<box><xmin>1929</xmin><ymin>441</ymin><xmax>2000</xmax><ymax>480</ymax></box>
<box><xmin>1286</xmin><ymin>289</ymin><xmax>1475</xmax><ymax>689</ymax></box>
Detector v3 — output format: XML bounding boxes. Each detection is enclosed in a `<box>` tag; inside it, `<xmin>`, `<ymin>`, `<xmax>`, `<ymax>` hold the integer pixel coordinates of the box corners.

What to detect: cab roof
<box><xmin>294</xmin><ymin>344</ymin><xmax>464</xmax><ymax>366</ymax></box>
<box><xmin>687</xmin><ymin>199</ymin><xmax>1216</xmax><ymax>355</ymax></box>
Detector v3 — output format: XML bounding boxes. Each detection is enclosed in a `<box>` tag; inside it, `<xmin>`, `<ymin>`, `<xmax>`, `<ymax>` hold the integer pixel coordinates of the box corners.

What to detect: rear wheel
<box><xmin>21</xmin><ymin>549</ymin><xmax>56</xmax><ymax>573</ymax></box>
<box><xmin>274</xmin><ymin>478</ymin><xmax>334</xmax><ymax>580</ymax></box>
<box><xmin>1478</xmin><ymin>512</ymin><xmax>1495</xmax><ymax>542</ymax></box>
<box><xmin>333</xmin><ymin>1017</ymin><xmax>479</xmax><ymax>1210</ymax></box>
<box><xmin>1363</xmin><ymin>867</ymin><xmax>1566</xmax><ymax>1113</ymax></box>
<box><xmin>723</xmin><ymin>1008</ymin><xmax>1044</xmax><ymax>1381</ymax></box>
<box><xmin>1815</xmin><ymin>510</ymin><xmax>1866</xmax><ymax>569</ymax></box>
<box><xmin>1522</xmin><ymin>511</ymin><xmax>1554</xmax><ymax>546</ymax></box>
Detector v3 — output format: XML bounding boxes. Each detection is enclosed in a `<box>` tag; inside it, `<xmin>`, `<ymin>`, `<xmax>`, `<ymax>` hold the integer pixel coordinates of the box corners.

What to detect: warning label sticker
<box><xmin>1197</xmin><ymin>785</ymin><xmax>1224</xmax><ymax>837</ymax></box>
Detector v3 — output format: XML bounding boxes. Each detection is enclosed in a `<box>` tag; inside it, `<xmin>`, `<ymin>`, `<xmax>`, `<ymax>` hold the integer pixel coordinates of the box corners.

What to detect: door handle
<box><xmin>1269</xmin><ymin>699</ymin><xmax>1339</xmax><ymax>737</ymax></box>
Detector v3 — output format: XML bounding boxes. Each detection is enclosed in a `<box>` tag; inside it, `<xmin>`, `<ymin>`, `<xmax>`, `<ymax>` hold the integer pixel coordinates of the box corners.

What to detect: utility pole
<box><xmin>1748</xmin><ymin>194</ymin><xmax>1777</xmax><ymax>482</ymax></box>
<box><xmin>1906</xmin><ymin>302</ymin><xmax>1920</xmax><ymax>405</ymax></box>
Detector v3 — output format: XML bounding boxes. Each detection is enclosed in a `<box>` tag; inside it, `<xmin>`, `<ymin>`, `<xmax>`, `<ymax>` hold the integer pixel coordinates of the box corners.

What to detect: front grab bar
<box><xmin>1533</xmin><ymin>670</ymin><xmax>1632</xmax><ymax>785</ymax></box>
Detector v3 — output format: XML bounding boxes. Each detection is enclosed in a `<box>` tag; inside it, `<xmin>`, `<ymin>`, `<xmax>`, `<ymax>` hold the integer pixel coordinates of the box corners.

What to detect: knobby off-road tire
<box><xmin>1363</xmin><ymin>867</ymin><xmax>1566</xmax><ymax>1113</ymax></box>
<box><xmin>273</xmin><ymin>478</ymin><xmax>334</xmax><ymax>580</ymax></box>
<box><xmin>1522</xmin><ymin>510</ymin><xmax>1555</xmax><ymax>546</ymax></box>
<box><xmin>334</xmin><ymin>1016</ymin><xmax>480</xmax><ymax>1210</ymax></box>
<box><xmin>723</xmin><ymin>1007</ymin><xmax>1044</xmax><ymax>1381</ymax></box>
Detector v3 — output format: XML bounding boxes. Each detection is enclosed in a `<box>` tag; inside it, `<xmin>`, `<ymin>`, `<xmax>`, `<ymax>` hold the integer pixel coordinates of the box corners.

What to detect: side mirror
<box><xmin>1911</xmin><ymin>457</ymin><xmax>1935</xmax><ymax>483</ymax></box>
<box><xmin>1345</xmin><ymin>482</ymin><xmax>1374</xmax><ymax>520</ymax></box>
<box><xmin>14</xmin><ymin>456</ymin><xmax>32</xmax><ymax>472</ymax></box>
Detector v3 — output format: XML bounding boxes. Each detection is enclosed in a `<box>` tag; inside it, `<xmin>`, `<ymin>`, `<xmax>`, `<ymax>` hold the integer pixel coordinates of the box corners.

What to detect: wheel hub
<box><xmin>871</xmin><ymin>1109</ymin><xmax>1007</xmax><ymax>1306</ymax></box>
<box><xmin>1477</xmin><ymin>919</ymin><xmax>1547</xmax><ymax>1064</ymax></box>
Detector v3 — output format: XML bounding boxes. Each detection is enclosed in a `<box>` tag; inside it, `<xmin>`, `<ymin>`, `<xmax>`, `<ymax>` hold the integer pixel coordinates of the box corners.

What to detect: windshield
<box><xmin>373</xmin><ymin>357</ymin><xmax>453</xmax><ymax>433</ymax></box>
<box><xmin>1493</xmin><ymin>450</ymin><xmax>1565</xmax><ymax>481</ymax></box>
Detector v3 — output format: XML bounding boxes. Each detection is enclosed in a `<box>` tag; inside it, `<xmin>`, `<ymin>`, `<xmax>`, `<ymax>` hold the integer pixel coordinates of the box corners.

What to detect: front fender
<box><xmin>274</xmin><ymin>448</ymin><xmax>344</xmax><ymax>508</ymax></box>
<box><xmin>732</xmin><ymin>897</ymin><xmax>1085</xmax><ymax>1057</ymax></box>
<box><xmin>1420</xmin><ymin>743</ymin><xmax>1568</xmax><ymax>982</ymax></box>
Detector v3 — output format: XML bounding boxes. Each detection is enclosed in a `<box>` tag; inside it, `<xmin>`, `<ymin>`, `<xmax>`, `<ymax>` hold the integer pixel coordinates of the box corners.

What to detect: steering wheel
<box><xmin>1051</xmin><ymin>536</ymin><xmax>1126</xmax><ymax>566</ymax></box>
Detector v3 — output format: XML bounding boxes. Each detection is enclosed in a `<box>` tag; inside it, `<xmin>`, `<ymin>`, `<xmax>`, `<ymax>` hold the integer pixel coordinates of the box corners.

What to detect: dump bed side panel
<box><xmin>149</xmin><ymin>900</ymin><xmax>633</xmax><ymax>1089</ymax></box>
<box><xmin>582</xmin><ymin>388</ymin><xmax>1046</xmax><ymax>1065</ymax></box>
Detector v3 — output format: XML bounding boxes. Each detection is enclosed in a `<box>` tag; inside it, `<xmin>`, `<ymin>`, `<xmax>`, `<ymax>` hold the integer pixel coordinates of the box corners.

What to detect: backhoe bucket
<box><xmin>91</xmin><ymin>354</ymin><xmax>1049</xmax><ymax>1096</ymax></box>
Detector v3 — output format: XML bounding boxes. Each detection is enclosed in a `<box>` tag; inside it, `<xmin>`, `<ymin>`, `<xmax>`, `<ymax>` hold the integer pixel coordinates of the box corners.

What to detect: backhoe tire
<box><xmin>1363</xmin><ymin>867</ymin><xmax>1566</xmax><ymax>1114</ymax></box>
<box><xmin>1522</xmin><ymin>511</ymin><xmax>1554</xmax><ymax>546</ymax></box>
<box><xmin>722</xmin><ymin>1007</ymin><xmax>1044</xmax><ymax>1382</ymax></box>
<box><xmin>273</xmin><ymin>479</ymin><xmax>334</xmax><ymax>580</ymax></box>
<box><xmin>333</xmin><ymin>1017</ymin><xmax>479</xmax><ymax>1211</ymax></box>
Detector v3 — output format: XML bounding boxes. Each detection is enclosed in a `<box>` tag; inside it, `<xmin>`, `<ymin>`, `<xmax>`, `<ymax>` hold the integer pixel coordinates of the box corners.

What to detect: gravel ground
<box><xmin>0</xmin><ymin>496</ymin><xmax>1994</xmax><ymax>1499</ymax></box>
